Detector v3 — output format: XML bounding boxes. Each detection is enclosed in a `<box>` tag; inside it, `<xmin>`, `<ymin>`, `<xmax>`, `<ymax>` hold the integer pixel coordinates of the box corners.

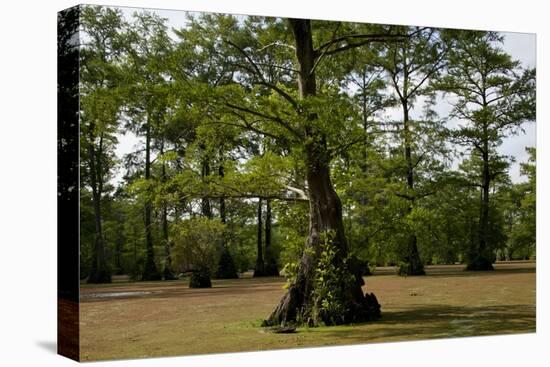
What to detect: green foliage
<box><xmin>172</xmin><ymin>218</ymin><xmax>225</xmax><ymax>274</ymax></box>
<box><xmin>505</xmin><ymin>148</ymin><xmax>536</xmax><ymax>259</ymax></box>
<box><xmin>312</xmin><ymin>231</ymin><xmax>357</xmax><ymax>326</ymax></box>
<box><xmin>280</xmin><ymin>262</ymin><xmax>299</xmax><ymax>290</ymax></box>
<box><xmin>276</xmin><ymin>203</ymin><xmax>308</xmax><ymax>267</ymax></box>
<box><xmin>76</xmin><ymin>7</ymin><xmax>535</xmax><ymax>290</ymax></box>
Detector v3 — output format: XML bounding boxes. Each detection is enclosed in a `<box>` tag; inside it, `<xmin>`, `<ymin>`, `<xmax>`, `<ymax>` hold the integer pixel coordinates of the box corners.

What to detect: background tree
<box><xmin>172</xmin><ymin>13</ymin><xmax>246</xmax><ymax>279</ymax></box>
<box><xmin>372</xmin><ymin>26</ymin><xmax>448</xmax><ymax>275</ymax></box>
<box><xmin>80</xmin><ymin>6</ymin><xmax>125</xmax><ymax>283</ymax></box>
<box><xmin>172</xmin><ymin>217</ymin><xmax>225</xmax><ymax>288</ymax></box>
<box><xmin>122</xmin><ymin>11</ymin><xmax>174</xmax><ymax>280</ymax></box>
<box><xmin>507</xmin><ymin>147</ymin><xmax>536</xmax><ymax>259</ymax></box>
<box><xmin>436</xmin><ymin>30</ymin><xmax>535</xmax><ymax>270</ymax></box>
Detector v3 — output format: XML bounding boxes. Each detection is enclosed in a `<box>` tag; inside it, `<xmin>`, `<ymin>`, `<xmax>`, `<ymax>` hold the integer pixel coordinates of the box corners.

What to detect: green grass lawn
<box><xmin>79</xmin><ymin>261</ymin><xmax>536</xmax><ymax>361</ymax></box>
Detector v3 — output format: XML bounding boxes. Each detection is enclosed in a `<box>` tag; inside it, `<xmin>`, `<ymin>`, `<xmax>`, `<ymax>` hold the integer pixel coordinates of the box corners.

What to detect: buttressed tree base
<box><xmin>58</xmin><ymin>4</ymin><xmax>536</xmax><ymax>362</ymax></box>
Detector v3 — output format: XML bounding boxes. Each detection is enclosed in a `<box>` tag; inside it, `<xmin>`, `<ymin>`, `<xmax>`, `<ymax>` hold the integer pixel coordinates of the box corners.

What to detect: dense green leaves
<box><xmin>78</xmin><ymin>6</ymin><xmax>535</xmax><ymax>287</ymax></box>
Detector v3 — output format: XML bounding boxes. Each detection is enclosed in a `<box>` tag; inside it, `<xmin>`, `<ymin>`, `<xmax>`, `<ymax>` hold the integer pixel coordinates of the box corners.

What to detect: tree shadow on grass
<box><xmin>427</xmin><ymin>267</ymin><xmax>535</xmax><ymax>278</ymax></box>
<box><xmin>318</xmin><ymin>304</ymin><xmax>535</xmax><ymax>344</ymax></box>
<box><xmin>373</xmin><ymin>266</ymin><xmax>535</xmax><ymax>278</ymax></box>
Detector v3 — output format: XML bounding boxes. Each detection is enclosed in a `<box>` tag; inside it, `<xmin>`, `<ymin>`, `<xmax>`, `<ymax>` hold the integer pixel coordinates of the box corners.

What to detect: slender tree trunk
<box><xmin>265</xmin><ymin>19</ymin><xmax>380</xmax><ymax>326</ymax></box>
<box><xmin>160</xmin><ymin>143</ymin><xmax>176</xmax><ymax>280</ymax></box>
<box><xmin>254</xmin><ymin>198</ymin><xmax>266</xmax><ymax>277</ymax></box>
<box><xmin>175</xmin><ymin>143</ymin><xmax>188</xmax><ymax>218</ymax></box>
<box><xmin>398</xmin><ymin>100</ymin><xmax>425</xmax><ymax>276</ymax></box>
<box><xmin>201</xmin><ymin>147</ymin><xmax>212</xmax><ymax>218</ymax></box>
<box><xmin>142</xmin><ymin>118</ymin><xmax>161</xmax><ymax>281</ymax></box>
<box><xmin>215</xmin><ymin>162</ymin><xmax>239</xmax><ymax>279</ymax></box>
<box><xmin>191</xmin><ymin>151</ymin><xmax>217</xmax><ymax>284</ymax></box>
<box><xmin>219</xmin><ymin>185</ymin><xmax>226</xmax><ymax>225</ymax></box>
<box><xmin>356</xmin><ymin>76</ymin><xmax>373</xmax><ymax>275</ymax></box>
<box><xmin>264</xmin><ymin>199</ymin><xmax>280</xmax><ymax>276</ymax></box>
<box><xmin>467</xmin><ymin>136</ymin><xmax>494</xmax><ymax>270</ymax></box>
<box><xmin>87</xmin><ymin>132</ymin><xmax>111</xmax><ymax>283</ymax></box>
<box><xmin>359</xmin><ymin>74</ymin><xmax>369</xmax><ymax>225</ymax></box>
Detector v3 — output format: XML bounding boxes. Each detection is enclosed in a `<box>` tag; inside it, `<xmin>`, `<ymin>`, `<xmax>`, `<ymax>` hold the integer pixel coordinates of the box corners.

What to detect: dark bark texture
<box><xmin>397</xmin><ymin>95</ymin><xmax>424</xmax><ymax>276</ymax></box>
<box><xmin>467</xmin><ymin>138</ymin><xmax>494</xmax><ymax>270</ymax></box>
<box><xmin>142</xmin><ymin>119</ymin><xmax>161</xmax><ymax>281</ymax></box>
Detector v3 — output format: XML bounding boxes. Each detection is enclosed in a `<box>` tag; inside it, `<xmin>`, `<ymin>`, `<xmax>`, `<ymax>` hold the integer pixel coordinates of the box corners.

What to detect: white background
<box><xmin>0</xmin><ymin>0</ymin><xmax>547</xmax><ymax>366</ymax></box>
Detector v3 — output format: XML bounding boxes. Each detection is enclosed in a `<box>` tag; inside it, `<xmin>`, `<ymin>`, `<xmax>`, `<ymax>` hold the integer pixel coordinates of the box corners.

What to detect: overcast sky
<box><xmin>496</xmin><ymin>32</ymin><xmax>536</xmax><ymax>182</ymax></box>
<box><xmin>111</xmin><ymin>8</ymin><xmax>536</xmax><ymax>185</ymax></box>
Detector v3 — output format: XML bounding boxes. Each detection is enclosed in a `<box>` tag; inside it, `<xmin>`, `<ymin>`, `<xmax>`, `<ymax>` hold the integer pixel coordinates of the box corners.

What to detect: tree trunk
<box><xmin>142</xmin><ymin>119</ymin><xmax>161</xmax><ymax>281</ymax></box>
<box><xmin>264</xmin><ymin>199</ymin><xmax>280</xmax><ymax>276</ymax></box>
<box><xmin>219</xmin><ymin>183</ymin><xmax>226</xmax><ymax>226</ymax></box>
<box><xmin>467</xmin><ymin>141</ymin><xmax>494</xmax><ymax>270</ymax></box>
<box><xmin>264</xmin><ymin>19</ymin><xmax>380</xmax><ymax>326</ymax></box>
<box><xmin>200</xmin><ymin>148</ymin><xmax>212</xmax><ymax>218</ymax></box>
<box><xmin>358</xmin><ymin>73</ymin><xmax>369</xmax><ymax>232</ymax></box>
<box><xmin>253</xmin><ymin>198</ymin><xmax>266</xmax><ymax>277</ymax></box>
<box><xmin>161</xmin><ymin>144</ymin><xmax>177</xmax><ymax>280</ymax></box>
<box><xmin>215</xmin><ymin>162</ymin><xmax>239</xmax><ymax>279</ymax></box>
<box><xmin>398</xmin><ymin>100</ymin><xmax>425</xmax><ymax>276</ymax></box>
<box><xmin>87</xmin><ymin>132</ymin><xmax>111</xmax><ymax>284</ymax></box>
<box><xmin>398</xmin><ymin>234</ymin><xmax>425</xmax><ymax>275</ymax></box>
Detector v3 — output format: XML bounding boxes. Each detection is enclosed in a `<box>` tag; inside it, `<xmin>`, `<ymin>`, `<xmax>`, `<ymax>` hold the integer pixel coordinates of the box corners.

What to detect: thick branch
<box><xmin>285</xmin><ymin>185</ymin><xmax>309</xmax><ymax>200</ymax></box>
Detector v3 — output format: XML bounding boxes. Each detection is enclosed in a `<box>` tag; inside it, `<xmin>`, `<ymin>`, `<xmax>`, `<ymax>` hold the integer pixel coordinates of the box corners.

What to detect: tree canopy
<box><xmin>78</xmin><ymin>6</ymin><xmax>536</xmax><ymax>327</ymax></box>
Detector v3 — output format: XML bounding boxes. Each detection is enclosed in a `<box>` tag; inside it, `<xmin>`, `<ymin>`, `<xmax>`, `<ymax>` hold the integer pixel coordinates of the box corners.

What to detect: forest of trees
<box><xmin>77</xmin><ymin>6</ymin><xmax>536</xmax><ymax>326</ymax></box>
